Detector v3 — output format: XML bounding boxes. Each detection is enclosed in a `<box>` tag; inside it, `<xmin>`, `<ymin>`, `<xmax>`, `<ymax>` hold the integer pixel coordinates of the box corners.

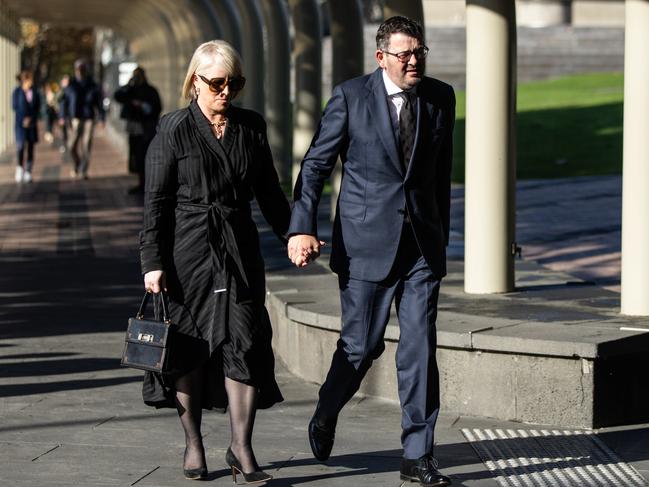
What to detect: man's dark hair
<box><xmin>376</xmin><ymin>16</ymin><xmax>424</xmax><ymax>51</ymax></box>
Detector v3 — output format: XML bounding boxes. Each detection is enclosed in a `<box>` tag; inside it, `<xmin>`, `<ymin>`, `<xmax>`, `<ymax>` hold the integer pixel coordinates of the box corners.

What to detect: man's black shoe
<box><xmin>400</xmin><ymin>455</ymin><xmax>451</xmax><ymax>487</ymax></box>
<box><xmin>308</xmin><ymin>417</ymin><xmax>335</xmax><ymax>462</ymax></box>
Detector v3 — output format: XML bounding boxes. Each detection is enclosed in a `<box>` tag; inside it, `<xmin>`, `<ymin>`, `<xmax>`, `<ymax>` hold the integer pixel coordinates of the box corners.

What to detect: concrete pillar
<box><xmin>210</xmin><ymin>0</ymin><xmax>243</xmax><ymax>53</ymax></box>
<box><xmin>8</xmin><ymin>39</ymin><xmax>14</xmax><ymax>152</ymax></box>
<box><xmin>385</xmin><ymin>0</ymin><xmax>426</xmax><ymax>32</ymax></box>
<box><xmin>167</xmin><ymin>1</ymin><xmax>203</xmax><ymax>105</ymax></box>
<box><xmin>195</xmin><ymin>0</ymin><xmax>224</xmax><ymax>41</ymax></box>
<box><xmin>8</xmin><ymin>39</ymin><xmax>16</xmax><ymax>151</ymax></box>
<box><xmin>289</xmin><ymin>0</ymin><xmax>322</xmax><ymax>184</ymax></box>
<box><xmin>4</xmin><ymin>37</ymin><xmax>9</xmax><ymax>153</ymax></box>
<box><xmin>327</xmin><ymin>0</ymin><xmax>364</xmax><ymax>219</ymax></box>
<box><xmin>1</xmin><ymin>37</ymin><xmax>6</xmax><ymax>153</ymax></box>
<box><xmin>182</xmin><ymin>0</ymin><xmax>224</xmax><ymax>71</ymax></box>
<box><xmin>464</xmin><ymin>0</ymin><xmax>517</xmax><ymax>294</ymax></box>
<box><xmin>233</xmin><ymin>0</ymin><xmax>265</xmax><ymax>113</ymax></box>
<box><xmin>1</xmin><ymin>38</ymin><xmax>6</xmax><ymax>152</ymax></box>
<box><xmin>621</xmin><ymin>0</ymin><xmax>649</xmax><ymax>316</ymax></box>
<box><xmin>138</xmin><ymin>3</ymin><xmax>184</xmax><ymax>109</ymax></box>
<box><xmin>328</xmin><ymin>0</ymin><xmax>364</xmax><ymax>85</ymax></box>
<box><xmin>260</xmin><ymin>0</ymin><xmax>292</xmax><ymax>183</ymax></box>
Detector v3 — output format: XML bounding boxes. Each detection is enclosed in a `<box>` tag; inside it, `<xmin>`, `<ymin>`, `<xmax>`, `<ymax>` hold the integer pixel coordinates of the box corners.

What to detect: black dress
<box><xmin>139</xmin><ymin>100</ymin><xmax>290</xmax><ymax>410</ymax></box>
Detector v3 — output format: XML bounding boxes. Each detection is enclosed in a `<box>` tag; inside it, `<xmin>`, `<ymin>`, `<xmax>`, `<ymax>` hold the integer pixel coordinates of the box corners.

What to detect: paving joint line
<box><xmin>131</xmin><ymin>466</ymin><xmax>160</xmax><ymax>485</ymax></box>
<box><xmin>31</xmin><ymin>444</ymin><xmax>61</xmax><ymax>462</ymax></box>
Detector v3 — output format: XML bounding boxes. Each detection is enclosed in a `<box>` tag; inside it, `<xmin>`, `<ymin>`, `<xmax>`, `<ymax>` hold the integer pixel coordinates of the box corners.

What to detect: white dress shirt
<box><xmin>382</xmin><ymin>69</ymin><xmax>416</xmax><ymax>133</ymax></box>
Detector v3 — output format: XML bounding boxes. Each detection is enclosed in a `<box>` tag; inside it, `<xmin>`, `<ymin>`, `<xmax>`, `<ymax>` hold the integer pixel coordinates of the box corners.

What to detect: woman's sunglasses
<box><xmin>197</xmin><ymin>74</ymin><xmax>246</xmax><ymax>94</ymax></box>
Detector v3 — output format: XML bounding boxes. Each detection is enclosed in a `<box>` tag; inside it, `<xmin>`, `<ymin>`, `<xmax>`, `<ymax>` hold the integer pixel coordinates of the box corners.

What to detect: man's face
<box><xmin>376</xmin><ymin>33</ymin><xmax>425</xmax><ymax>91</ymax></box>
<box><xmin>75</xmin><ymin>65</ymin><xmax>87</xmax><ymax>80</ymax></box>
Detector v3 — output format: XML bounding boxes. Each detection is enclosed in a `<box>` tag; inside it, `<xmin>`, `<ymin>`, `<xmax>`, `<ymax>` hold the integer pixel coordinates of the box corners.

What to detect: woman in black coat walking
<box><xmin>140</xmin><ymin>40</ymin><xmax>290</xmax><ymax>482</ymax></box>
<box><xmin>12</xmin><ymin>70</ymin><xmax>41</xmax><ymax>183</ymax></box>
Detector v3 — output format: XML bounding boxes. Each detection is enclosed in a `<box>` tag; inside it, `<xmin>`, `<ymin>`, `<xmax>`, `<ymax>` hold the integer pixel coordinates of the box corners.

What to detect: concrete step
<box><xmin>267</xmin><ymin>257</ymin><xmax>649</xmax><ymax>429</ymax></box>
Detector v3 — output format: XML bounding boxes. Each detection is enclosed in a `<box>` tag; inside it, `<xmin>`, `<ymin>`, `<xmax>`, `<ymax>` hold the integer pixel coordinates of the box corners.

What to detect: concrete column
<box><xmin>138</xmin><ymin>3</ymin><xmax>184</xmax><ymax>109</ymax></box>
<box><xmin>233</xmin><ymin>0</ymin><xmax>265</xmax><ymax>113</ymax></box>
<box><xmin>464</xmin><ymin>0</ymin><xmax>517</xmax><ymax>294</ymax></box>
<box><xmin>1</xmin><ymin>38</ymin><xmax>6</xmax><ymax>152</ymax></box>
<box><xmin>210</xmin><ymin>0</ymin><xmax>243</xmax><ymax>53</ymax></box>
<box><xmin>186</xmin><ymin>0</ymin><xmax>221</xmax><ymax>43</ymax></box>
<box><xmin>289</xmin><ymin>0</ymin><xmax>322</xmax><ymax>184</ymax></box>
<box><xmin>385</xmin><ymin>0</ymin><xmax>426</xmax><ymax>31</ymax></box>
<box><xmin>195</xmin><ymin>0</ymin><xmax>224</xmax><ymax>40</ymax></box>
<box><xmin>260</xmin><ymin>0</ymin><xmax>291</xmax><ymax>183</ymax></box>
<box><xmin>621</xmin><ymin>0</ymin><xmax>649</xmax><ymax>316</ymax></box>
<box><xmin>8</xmin><ymin>39</ymin><xmax>14</xmax><ymax>152</ymax></box>
<box><xmin>327</xmin><ymin>0</ymin><xmax>364</xmax><ymax>219</ymax></box>
<box><xmin>7</xmin><ymin>41</ymin><xmax>21</xmax><ymax>150</ymax></box>
<box><xmin>9</xmin><ymin>38</ymin><xmax>16</xmax><ymax>150</ymax></box>
<box><xmin>4</xmin><ymin>37</ymin><xmax>9</xmax><ymax>153</ymax></box>
<box><xmin>328</xmin><ymin>0</ymin><xmax>364</xmax><ymax>85</ymax></box>
<box><xmin>1</xmin><ymin>37</ymin><xmax>6</xmax><ymax>153</ymax></box>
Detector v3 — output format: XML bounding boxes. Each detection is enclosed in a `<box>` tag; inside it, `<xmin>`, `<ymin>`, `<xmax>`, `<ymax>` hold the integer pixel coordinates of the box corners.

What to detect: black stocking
<box><xmin>175</xmin><ymin>366</ymin><xmax>206</xmax><ymax>470</ymax></box>
<box><xmin>225</xmin><ymin>377</ymin><xmax>259</xmax><ymax>473</ymax></box>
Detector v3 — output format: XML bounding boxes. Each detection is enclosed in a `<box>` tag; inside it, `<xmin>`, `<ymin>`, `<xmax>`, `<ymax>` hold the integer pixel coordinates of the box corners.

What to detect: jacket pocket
<box><xmin>338</xmin><ymin>199</ymin><xmax>366</xmax><ymax>222</ymax></box>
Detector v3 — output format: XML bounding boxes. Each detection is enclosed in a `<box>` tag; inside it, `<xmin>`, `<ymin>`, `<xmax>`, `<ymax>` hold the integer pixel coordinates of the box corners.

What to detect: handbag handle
<box><xmin>136</xmin><ymin>291</ymin><xmax>170</xmax><ymax>323</ymax></box>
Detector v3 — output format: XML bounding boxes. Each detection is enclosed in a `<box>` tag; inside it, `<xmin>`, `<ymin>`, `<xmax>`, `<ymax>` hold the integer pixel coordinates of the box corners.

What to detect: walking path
<box><xmin>0</xmin><ymin>130</ymin><xmax>647</xmax><ymax>486</ymax></box>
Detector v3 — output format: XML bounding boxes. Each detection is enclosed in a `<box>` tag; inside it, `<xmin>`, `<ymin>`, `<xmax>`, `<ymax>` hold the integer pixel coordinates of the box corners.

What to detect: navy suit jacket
<box><xmin>289</xmin><ymin>68</ymin><xmax>455</xmax><ymax>282</ymax></box>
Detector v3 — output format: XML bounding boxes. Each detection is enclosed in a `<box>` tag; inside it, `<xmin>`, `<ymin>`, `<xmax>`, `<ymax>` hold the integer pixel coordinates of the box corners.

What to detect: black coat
<box><xmin>12</xmin><ymin>87</ymin><xmax>41</xmax><ymax>145</ymax></box>
<box><xmin>139</xmin><ymin>100</ymin><xmax>290</xmax><ymax>409</ymax></box>
<box><xmin>114</xmin><ymin>81</ymin><xmax>162</xmax><ymax>137</ymax></box>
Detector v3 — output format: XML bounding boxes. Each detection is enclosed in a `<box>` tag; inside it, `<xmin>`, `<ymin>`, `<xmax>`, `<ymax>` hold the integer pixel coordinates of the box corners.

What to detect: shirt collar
<box><xmin>381</xmin><ymin>69</ymin><xmax>417</xmax><ymax>97</ymax></box>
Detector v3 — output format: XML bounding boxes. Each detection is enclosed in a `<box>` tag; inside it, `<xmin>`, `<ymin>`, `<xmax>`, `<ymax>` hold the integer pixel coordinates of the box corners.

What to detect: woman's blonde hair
<box><xmin>182</xmin><ymin>40</ymin><xmax>243</xmax><ymax>99</ymax></box>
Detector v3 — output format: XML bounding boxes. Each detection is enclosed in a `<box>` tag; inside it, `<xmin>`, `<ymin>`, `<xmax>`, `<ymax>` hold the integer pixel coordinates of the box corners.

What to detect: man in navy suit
<box><xmin>288</xmin><ymin>16</ymin><xmax>455</xmax><ymax>487</ymax></box>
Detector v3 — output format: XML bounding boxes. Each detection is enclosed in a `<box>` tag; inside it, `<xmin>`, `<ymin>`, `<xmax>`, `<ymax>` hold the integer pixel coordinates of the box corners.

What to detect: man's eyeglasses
<box><xmin>382</xmin><ymin>46</ymin><xmax>429</xmax><ymax>63</ymax></box>
<box><xmin>197</xmin><ymin>74</ymin><xmax>246</xmax><ymax>94</ymax></box>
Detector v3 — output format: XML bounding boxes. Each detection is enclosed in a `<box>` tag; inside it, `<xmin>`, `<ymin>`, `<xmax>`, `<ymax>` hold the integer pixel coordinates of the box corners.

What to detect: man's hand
<box><xmin>288</xmin><ymin>234</ymin><xmax>326</xmax><ymax>268</ymax></box>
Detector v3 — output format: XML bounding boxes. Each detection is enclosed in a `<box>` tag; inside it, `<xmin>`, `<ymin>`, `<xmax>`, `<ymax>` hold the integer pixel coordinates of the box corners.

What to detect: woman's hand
<box><xmin>288</xmin><ymin>235</ymin><xmax>326</xmax><ymax>268</ymax></box>
<box><xmin>144</xmin><ymin>270</ymin><xmax>166</xmax><ymax>293</ymax></box>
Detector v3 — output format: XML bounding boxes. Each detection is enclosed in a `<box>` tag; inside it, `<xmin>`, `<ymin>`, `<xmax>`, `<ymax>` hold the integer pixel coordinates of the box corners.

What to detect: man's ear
<box><xmin>375</xmin><ymin>50</ymin><xmax>386</xmax><ymax>69</ymax></box>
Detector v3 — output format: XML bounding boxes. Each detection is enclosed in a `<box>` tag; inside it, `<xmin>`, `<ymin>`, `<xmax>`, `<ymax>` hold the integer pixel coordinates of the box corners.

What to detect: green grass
<box><xmin>452</xmin><ymin>72</ymin><xmax>624</xmax><ymax>182</ymax></box>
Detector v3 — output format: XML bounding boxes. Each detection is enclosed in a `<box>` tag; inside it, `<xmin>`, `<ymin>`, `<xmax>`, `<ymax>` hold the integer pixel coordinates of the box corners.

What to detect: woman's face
<box><xmin>194</xmin><ymin>61</ymin><xmax>236</xmax><ymax>115</ymax></box>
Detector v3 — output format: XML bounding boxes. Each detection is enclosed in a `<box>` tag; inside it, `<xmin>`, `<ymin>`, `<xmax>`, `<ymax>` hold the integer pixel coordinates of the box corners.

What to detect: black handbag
<box><xmin>121</xmin><ymin>291</ymin><xmax>175</xmax><ymax>373</ymax></box>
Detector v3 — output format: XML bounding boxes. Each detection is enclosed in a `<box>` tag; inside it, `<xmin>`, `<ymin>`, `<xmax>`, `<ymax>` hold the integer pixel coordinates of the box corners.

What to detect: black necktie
<box><xmin>399</xmin><ymin>92</ymin><xmax>416</xmax><ymax>170</ymax></box>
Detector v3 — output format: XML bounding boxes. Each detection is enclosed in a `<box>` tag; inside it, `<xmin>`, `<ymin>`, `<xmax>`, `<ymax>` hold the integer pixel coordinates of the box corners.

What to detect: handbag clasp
<box><xmin>138</xmin><ymin>333</ymin><xmax>155</xmax><ymax>343</ymax></box>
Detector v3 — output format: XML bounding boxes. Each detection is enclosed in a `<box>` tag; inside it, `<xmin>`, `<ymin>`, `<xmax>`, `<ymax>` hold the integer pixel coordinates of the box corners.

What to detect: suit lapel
<box><xmin>189</xmin><ymin>100</ymin><xmax>236</xmax><ymax>185</ymax></box>
<box><xmin>366</xmin><ymin>69</ymin><xmax>403</xmax><ymax>176</ymax></box>
<box><xmin>220</xmin><ymin>107</ymin><xmax>239</xmax><ymax>156</ymax></box>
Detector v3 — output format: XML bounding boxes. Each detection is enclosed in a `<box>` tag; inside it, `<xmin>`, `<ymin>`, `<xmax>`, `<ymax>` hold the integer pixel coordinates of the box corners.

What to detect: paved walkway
<box><xmin>0</xmin><ymin>130</ymin><xmax>648</xmax><ymax>486</ymax></box>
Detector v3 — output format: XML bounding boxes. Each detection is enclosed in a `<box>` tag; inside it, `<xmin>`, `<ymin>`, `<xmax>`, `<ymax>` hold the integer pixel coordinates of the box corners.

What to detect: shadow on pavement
<box><xmin>0</xmin><ymin>375</ymin><xmax>142</xmax><ymax>398</ymax></box>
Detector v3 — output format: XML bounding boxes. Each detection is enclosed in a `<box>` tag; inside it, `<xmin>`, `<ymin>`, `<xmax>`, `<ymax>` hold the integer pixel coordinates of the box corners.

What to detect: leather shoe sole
<box><xmin>400</xmin><ymin>472</ymin><xmax>451</xmax><ymax>487</ymax></box>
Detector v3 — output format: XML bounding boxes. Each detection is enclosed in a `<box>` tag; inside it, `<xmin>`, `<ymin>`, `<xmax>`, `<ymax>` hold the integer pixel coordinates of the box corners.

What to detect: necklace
<box><xmin>210</xmin><ymin>118</ymin><xmax>227</xmax><ymax>139</ymax></box>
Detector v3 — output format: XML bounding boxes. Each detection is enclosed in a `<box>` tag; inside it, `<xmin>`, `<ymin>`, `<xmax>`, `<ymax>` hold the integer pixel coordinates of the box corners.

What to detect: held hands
<box><xmin>288</xmin><ymin>235</ymin><xmax>326</xmax><ymax>268</ymax></box>
<box><xmin>144</xmin><ymin>270</ymin><xmax>166</xmax><ymax>293</ymax></box>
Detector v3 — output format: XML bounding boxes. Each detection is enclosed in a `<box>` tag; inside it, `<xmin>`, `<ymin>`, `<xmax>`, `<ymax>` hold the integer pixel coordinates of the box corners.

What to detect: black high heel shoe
<box><xmin>183</xmin><ymin>447</ymin><xmax>208</xmax><ymax>481</ymax></box>
<box><xmin>225</xmin><ymin>447</ymin><xmax>272</xmax><ymax>484</ymax></box>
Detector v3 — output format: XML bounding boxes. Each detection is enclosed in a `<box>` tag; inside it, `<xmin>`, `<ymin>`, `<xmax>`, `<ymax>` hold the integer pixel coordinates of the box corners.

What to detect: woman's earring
<box><xmin>194</xmin><ymin>86</ymin><xmax>200</xmax><ymax>98</ymax></box>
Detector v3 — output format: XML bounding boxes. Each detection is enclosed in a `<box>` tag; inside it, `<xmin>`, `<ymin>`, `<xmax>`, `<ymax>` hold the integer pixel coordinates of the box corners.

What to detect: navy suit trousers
<box><xmin>316</xmin><ymin>224</ymin><xmax>441</xmax><ymax>459</ymax></box>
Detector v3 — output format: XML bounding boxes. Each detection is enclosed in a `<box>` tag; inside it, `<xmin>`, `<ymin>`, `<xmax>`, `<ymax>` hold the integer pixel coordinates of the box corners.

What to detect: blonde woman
<box><xmin>140</xmin><ymin>40</ymin><xmax>290</xmax><ymax>482</ymax></box>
